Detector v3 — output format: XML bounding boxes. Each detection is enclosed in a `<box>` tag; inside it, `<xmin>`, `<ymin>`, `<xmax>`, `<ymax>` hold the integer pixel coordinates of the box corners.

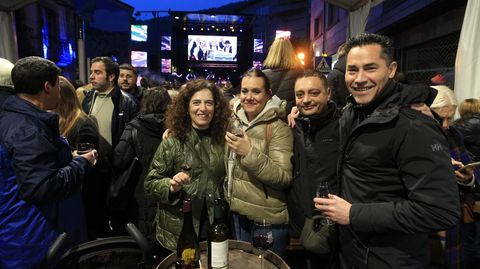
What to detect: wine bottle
<box><xmin>208</xmin><ymin>199</ymin><xmax>229</xmax><ymax>269</ymax></box>
<box><xmin>177</xmin><ymin>199</ymin><xmax>200</xmax><ymax>269</ymax></box>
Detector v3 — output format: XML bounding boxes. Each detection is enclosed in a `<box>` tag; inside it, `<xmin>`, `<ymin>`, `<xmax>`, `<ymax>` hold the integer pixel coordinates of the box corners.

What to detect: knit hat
<box><xmin>0</xmin><ymin>58</ymin><xmax>14</xmax><ymax>88</ymax></box>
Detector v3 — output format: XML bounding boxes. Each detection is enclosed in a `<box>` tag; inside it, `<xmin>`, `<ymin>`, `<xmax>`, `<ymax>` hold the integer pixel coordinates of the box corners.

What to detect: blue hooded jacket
<box><xmin>0</xmin><ymin>95</ymin><xmax>91</xmax><ymax>268</ymax></box>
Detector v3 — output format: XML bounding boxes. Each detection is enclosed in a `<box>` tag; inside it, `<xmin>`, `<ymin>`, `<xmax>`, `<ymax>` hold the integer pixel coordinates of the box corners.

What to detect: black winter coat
<box><xmin>327</xmin><ymin>56</ymin><xmax>349</xmax><ymax>108</ymax></box>
<box><xmin>338</xmin><ymin>81</ymin><xmax>461</xmax><ymax>268</ymax></box>
<box><xmin>113</xmin><ymin>113</ymin><xmax>165</xmax><ymax>242</ymax></box>
<box><xmin>0</xmin><ymin>86</ymin><xmax>14</xmax><ymax>110</ymax></box>
<box><xmin>288</xmin><ymin>101</ymin><xmax>340</xmax><ymax>238</ymax></box>
<box><xmin>82</xmin><ymin>86</ymin><xmax>138</xmax><ymax>148</ymax></box>
<box><xmin>453</xmin><ymin>113</ymin><xmax>480</xmax><ymax>161</ymax></box>
<box><xmin>263</xmin><ymin>68</ymin><xmax>302</xmax><ymax>103</ymax></box>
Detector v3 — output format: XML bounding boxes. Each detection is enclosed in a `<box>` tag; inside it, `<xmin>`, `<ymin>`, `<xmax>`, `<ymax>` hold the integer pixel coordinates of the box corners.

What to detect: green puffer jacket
<box><xmin>226</xmin><ymin>96</ymin><xmax>293</xmax><ymax>224</ymax></box>
<box><xmin>145</xmin><ymin>129</ymin><xmax>225</xmax><ymax>250</ymax></box>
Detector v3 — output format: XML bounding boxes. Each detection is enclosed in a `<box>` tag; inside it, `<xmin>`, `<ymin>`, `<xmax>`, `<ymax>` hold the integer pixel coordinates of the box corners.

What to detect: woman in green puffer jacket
<box><xmin>145</xmin><ymin>79</ymin><xmax>231</xmax><ymax>251</ymax></box>
<box><xmin>225</xmin><ymin>69</ymin><xmax>294</xmax><ymax>257</ymax></box>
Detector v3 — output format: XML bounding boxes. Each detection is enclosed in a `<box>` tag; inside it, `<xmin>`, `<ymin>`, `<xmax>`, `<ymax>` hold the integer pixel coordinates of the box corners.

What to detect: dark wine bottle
<box><xmin>177</xmin><ymin>199</ymin><xmax>200</xmax><ymax>269</ymax></box>
<box><xmin>208</xmin><ymin>199</ymin><xmax>229</xmax><ymax>269</ymax></box>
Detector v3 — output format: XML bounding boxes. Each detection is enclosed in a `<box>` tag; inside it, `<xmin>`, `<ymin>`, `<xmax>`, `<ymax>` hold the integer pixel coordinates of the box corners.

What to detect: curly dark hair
<box><xmin>165</xmin><ymin>79</ymin><xmax>231</xmax><ymax>144</ymax></box>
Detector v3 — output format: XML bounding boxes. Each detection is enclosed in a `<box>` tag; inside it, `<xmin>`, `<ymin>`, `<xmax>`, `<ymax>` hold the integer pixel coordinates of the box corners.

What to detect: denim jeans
<box><xmin>232</xmin><ymin>212</ymin><xmax>289</xmax><ymax>258</ymax></box>
<box><xmin>461</xmin><ymin>221</ymin><xmax>480</xmax><ymax>268</ymax></box>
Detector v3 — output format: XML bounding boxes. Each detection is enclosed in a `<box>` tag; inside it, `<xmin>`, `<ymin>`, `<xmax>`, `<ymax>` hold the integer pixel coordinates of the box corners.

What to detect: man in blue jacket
<box><xmin>314</xmin><ymin>33</ymin><xmax>460</xmax><ymax>268</ymax></box>
<box><xmin>0</xmin><ymin>56</ymin><xmax>97</xmax><ymax>268</ymax></box>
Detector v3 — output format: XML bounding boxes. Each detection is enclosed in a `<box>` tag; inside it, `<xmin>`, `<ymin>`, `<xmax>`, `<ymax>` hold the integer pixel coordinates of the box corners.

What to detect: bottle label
<box><xmin>181</xmin><ymin>248</ymin><xmax>197</xmax><ymax>264</ymax></box>
<box><xmin>211</xmin><ymin>240</ymin><xmax>228</xmax><ymax>268</ymax></box>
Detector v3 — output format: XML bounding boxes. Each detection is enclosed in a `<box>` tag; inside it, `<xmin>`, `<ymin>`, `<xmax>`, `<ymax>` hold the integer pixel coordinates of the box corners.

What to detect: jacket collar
<box><xmin>3</xmin><ymin>95</ymin><xmax>60</xmax><ymax>134</ymax></box>
<box><xmin>232</xmin><ymin>95</ymin><xmax>284</xmax><ymax>129</ymax></box>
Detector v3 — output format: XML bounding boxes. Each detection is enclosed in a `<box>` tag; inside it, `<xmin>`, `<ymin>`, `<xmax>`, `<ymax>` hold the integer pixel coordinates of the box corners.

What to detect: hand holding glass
<box><xmin>77</xmin><ymin>142</ymin><xmax>95</xmax><ymax>154</ymax></box>
<box><xmin>316</xmin><ymin>181</ymin><xmax>334</xmax><ymax>226</ymax></box>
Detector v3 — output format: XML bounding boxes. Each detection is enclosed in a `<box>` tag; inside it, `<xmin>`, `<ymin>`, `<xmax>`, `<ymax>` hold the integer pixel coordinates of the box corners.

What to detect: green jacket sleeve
<box><xmin>144</xmin><ymin>138</ymin><xmax>181</xmax><ymax>205</ymax></box>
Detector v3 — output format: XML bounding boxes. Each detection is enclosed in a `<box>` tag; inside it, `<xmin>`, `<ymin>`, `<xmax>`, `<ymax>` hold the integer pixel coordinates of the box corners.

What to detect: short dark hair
<box><xmin>119</xmin><ymin>63</ymin><xmax>138</xmax><ymax>77</ymax></box>
<box><xmin>140</xmin><ymin>86</ymin><xmax>171</xmax><ymax>114</ymax></box>
<box><xmin>12</xmin><ymin>56</ymin><xmax>61</xmax><ymax>95</ymax></box>
<box><xmin>241</xmin><ymin>68</ymin><xmax>271</xmax><ymax>92</ymax></box>
<box><xmin>296</xmin><ymin>69</ymin><xmax>328</xmax><ymax>91</ymax></box>
<box><xmin>91</xmin><ymin>57</ymin><xmax>119</xmax><ymax>86</ymax></box>
<box><xmin>344</xmin><ymin>33</ymin><xmax>394</xmax><ymax>64</ymax></box>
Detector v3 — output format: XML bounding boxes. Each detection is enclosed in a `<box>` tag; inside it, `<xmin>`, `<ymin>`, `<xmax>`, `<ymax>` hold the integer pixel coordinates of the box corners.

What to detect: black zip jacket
<box><xmin>338</xmin><ymin>81</ymin><xmax>460</xmax><ymax>268</ymax></box>
<box><xmin>288</xmin><ymin>101</ymin><xmax>340</xmax><ymax>238</ymax></box>
<box><xmin>82</xmin><ymin>86</ymin><xmax>138</xmax><ymax>148</ymax></box>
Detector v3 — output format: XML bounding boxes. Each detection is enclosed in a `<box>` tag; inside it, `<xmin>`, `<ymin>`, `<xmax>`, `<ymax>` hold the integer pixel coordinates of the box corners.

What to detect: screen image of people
<box><xmin>188</xmin><ymin>35</ymin><xmax>237</xmax><ymax>62</ymax></box>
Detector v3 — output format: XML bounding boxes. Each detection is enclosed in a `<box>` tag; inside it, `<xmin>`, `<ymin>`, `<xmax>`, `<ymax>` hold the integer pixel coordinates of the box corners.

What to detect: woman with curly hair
<box><xmin>145</xmin><ymin>79</ymin><xmax>230</xmax><ymax>251</ymax></box>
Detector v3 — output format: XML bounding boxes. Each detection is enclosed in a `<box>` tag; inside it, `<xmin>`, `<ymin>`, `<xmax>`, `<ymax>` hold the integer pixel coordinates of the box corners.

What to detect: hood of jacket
<box><xmin>130</xmin><ymin>113</ymin><xmax>165</xmax><ymax>138</ymax></box>
<box><xmin>232</xmin><ymin>95</ymin><xmax>285</xmax><ymax>129</ymax></box>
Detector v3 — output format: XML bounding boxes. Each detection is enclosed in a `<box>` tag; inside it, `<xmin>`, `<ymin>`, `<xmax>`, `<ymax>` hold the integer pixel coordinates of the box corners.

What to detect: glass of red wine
<box><xmin>252</xmin><ymin>219</ymin><xmax>273</xmax><ymax>269</ymax></box>
<box><xmin>181</xmin><ymin>149</ymin><xmax>193</xmax><ymax>176</ymax></box>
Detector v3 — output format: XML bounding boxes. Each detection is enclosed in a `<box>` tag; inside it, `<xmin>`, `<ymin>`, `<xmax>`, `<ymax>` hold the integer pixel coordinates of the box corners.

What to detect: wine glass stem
<box><xmin>260</xmin><ymin>252</ymin><xmax>264</xmax><ymax>269</ymax></box>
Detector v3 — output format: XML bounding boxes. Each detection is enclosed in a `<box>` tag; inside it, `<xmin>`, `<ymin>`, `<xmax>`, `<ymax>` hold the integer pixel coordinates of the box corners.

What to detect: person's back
<box><xmin>262</xmin><ymin>37</ymin><xmax>301</xmax><ymax>103</ymax></box>
<box><xmin>112</xmin><ymin>87</ymin><xmax>170</xmax><ymax>242</ymax></box>
<box><xmin>327</xmin><ymin>54</ymin><xmax>349</xmax><ymax>107</ymax></box>
<box><xmin>454</xmin><ymin>98</ymin><xmax>480</xmax><ymax>161</ymax></box>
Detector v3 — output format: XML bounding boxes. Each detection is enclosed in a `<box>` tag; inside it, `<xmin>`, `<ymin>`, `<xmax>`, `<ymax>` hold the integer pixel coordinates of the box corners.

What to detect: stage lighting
<box><xmin>191</xmin><ymin>27</ymin><xmax>194</xmax><ymax>30</ymax></box>
<box><xmin>240</xmin><ymin>29</ymin><xmax>243</xmax><ymax>32</ymax></box>
<box><xmin>212</xmin><ymin>25</ymin><xmax>215</xmax><ymax>28</ymax></box>
<box><xmin>216</xmin><ymin>28</ymin><xmax>219</xmax><ymax>31</ymax></box>
<box><xmin>231</xmin><ymin>29</ymin><xmax>235</xmax><ymax>32</ymax></box>
<box><xmin>297</xmin><ymin>52</ymin><xmax>305</xmax><ymax>60</ymax></box>
<box><xmin>201</xmin><ymin>28</ymin><xmax>204</xmax><ymax>31</ymax></box>
<box><xmin>183</xmin><ymin>27</ymin><xmax>186</xmax><ymax>31</ymax></box>
<box><xmin>211</xmin><ymin>15</ymin><xmax>215</xmax><ymax>18</ymax></box>
<box><xmin>222</xmin><ymin>28</ymin><xmax>225</xmax><ymax>31</ymax></box>
<box><xmin>174</xmin><ymin>16</ymin><xmax>180</xmax><ymax>19</ymax></box>
<box><xmin>230</xmin><ymin>26</ymin><xmax>234</xmax><ymax>29</ymax></box>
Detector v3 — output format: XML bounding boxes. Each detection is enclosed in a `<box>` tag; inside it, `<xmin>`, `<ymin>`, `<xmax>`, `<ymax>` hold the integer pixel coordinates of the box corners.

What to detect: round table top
<box><xmin>156</xmin><ymin>240</ymin><xmax>290</xmax><ymax>269</ymax></box>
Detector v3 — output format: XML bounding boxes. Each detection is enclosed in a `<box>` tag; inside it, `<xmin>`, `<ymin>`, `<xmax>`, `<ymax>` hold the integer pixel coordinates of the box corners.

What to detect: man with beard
<box><xmin>82</xmin><ymin>57</ymin><xmax>137</xmax><ymax>238</ymax></box>
<box><xmin>118</xmin><ymin>63</ymin><xmax>143</xmax><ymax>103</ymax></box>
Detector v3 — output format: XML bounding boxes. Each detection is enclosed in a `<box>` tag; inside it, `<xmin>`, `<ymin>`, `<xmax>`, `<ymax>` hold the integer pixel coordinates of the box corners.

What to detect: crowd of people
<box><xmin>0</xmin><ymin>32</ymin><xmax>479</xmax><ymax>269</ymax></box>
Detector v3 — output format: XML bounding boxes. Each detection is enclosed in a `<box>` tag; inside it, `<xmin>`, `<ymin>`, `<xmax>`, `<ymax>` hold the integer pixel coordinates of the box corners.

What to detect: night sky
<box><xmin>121</xmin><ymin>0</ymin><xmax>245</xmax><ymax>19</ymax></box>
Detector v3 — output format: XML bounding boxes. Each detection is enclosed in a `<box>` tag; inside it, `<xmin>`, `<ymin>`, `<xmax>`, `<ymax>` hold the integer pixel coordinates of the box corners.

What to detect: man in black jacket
<box><xmin>314</xmin><ymin>33</ymin><xmax>460</xmax><ymax>268</ymax></box>
<box><xmin>288</xmin><ymin>69</ymin><xmax>340</xmax><ymax>268</ymax></box>
<box><xmin>82</xmin><ymin>57</ymin><xmax>137</xmax><ymax>238</ymax></box>
<box><xmin>118</xmin><ymin>63</ymin><xmax>144</xmax><ymax>104</ymax></box>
